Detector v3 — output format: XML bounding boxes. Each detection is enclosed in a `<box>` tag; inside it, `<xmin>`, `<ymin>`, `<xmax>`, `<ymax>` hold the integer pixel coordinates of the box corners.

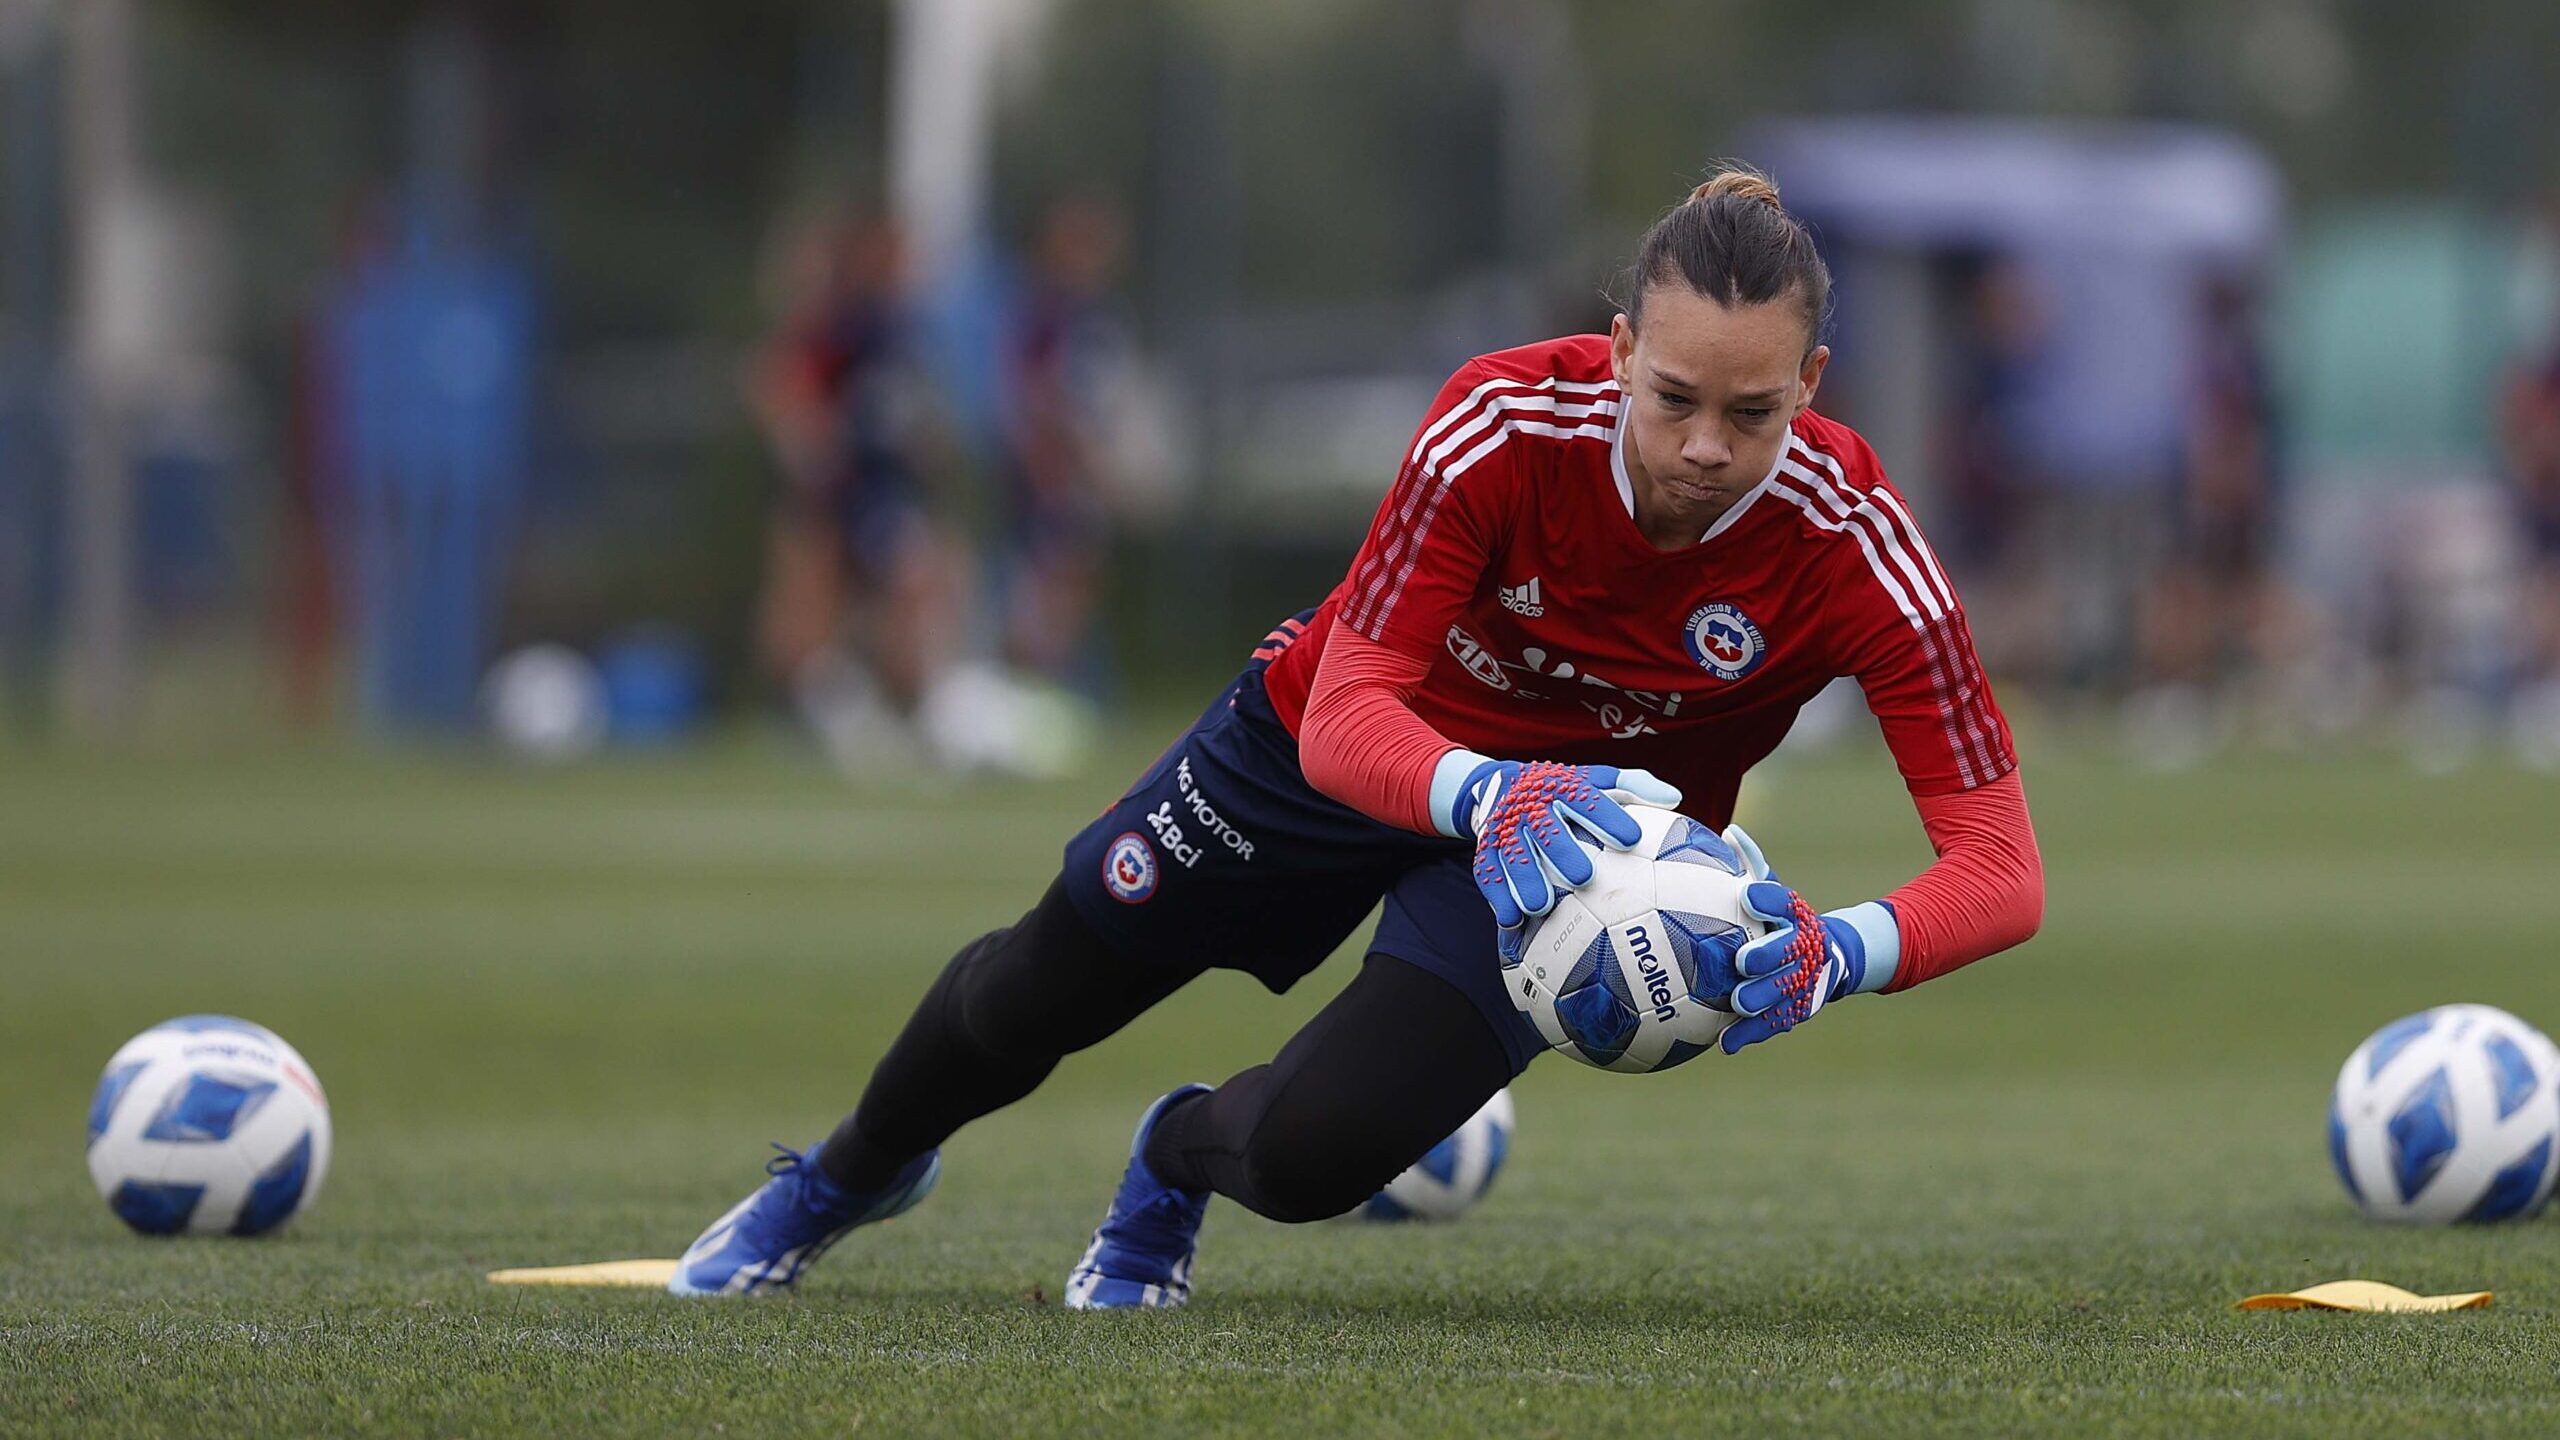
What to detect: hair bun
<box><xmin>1689</xmin><ymin>167</ymin><xmax>1782</xmax><ymax>210</ymax></box>
<box><xmin>1628</xmin><ymin>161</ymin><xmax>1829</xmax><ymax>347</ymax></box>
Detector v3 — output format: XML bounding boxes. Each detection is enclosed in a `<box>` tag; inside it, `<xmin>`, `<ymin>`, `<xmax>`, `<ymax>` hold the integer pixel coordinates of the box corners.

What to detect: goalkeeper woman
<box><xmin>670</xmin><ymin>167</ymin><xmax>2044</xmax><ymax>1306</ymax></box>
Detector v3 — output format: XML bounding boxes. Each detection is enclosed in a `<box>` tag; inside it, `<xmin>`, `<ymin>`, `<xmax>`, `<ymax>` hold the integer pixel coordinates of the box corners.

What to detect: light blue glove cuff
<box><xmin>1428</xmin><ymin>747</ymin><xmax>1497</xmax><ymax>839</ymax></box>
<box><xmin>1832</xmin><ymin>900</ymin><xmax>1900</xmax><ymax>994</ymax></box>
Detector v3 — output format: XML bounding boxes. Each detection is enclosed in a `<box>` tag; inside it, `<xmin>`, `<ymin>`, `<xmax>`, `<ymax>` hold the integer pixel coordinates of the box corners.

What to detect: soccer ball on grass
<box><xmin>87</xmin><ymin>1015</ymin><xmax>332</xmax><ymax>1236</ymax></box>
<box><xmin>2329</xmin><ymin>1003</ymin><xmax>2560</xmax><ymax>1223</ymax></box>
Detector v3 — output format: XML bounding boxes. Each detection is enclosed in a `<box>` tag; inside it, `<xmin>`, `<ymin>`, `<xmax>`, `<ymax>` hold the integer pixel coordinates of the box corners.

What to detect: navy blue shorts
<box><xmin>830</xmin><ymin>467</ymin><xmax>927</xmax><ymax>579</ymax></box>
<box><xmin>1061</xmin><ymin>634</ymin><xmax>1543</xmax><ymax>1076</ymax></box>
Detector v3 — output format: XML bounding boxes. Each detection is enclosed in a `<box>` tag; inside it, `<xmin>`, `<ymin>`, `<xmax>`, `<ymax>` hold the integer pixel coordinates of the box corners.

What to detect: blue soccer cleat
<box><xmin>1064</xmin><ymin>1084</ymin><xmax>1214</xmax><ymax>1311</ymax></box>
<box><xmin>667</xmin><ymin>1143</ymin><xmax>940</xmax><ymax>1297</ymax></box>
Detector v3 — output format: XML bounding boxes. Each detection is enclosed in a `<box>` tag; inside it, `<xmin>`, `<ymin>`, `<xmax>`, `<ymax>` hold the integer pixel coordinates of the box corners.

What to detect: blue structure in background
<box><xmin>0</xmin><ymin>33</ymin><xmax>63</xmax><ymax>728</ymax></box>
<box><xmin>912</xmin><ymin>240</ymin><xmax>1015</xmax><ymax>462</ymax></box>
<box><xmin>0</xmin><ymin>358</ymin><xmax>61</xmax><ymax>729</ymax></box>
<box><xmin>596</xmin><ymin>626</ymin><xmax>706</xmax><ymax>745</ymax></box>
<box><xmin>319</xmin><ymin>204</ymin><xmax>536</xmax><ymax>733</ymax></box>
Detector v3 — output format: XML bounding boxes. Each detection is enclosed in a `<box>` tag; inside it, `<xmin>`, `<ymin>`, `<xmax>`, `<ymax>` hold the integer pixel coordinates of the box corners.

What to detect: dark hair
<box><xmin>1622</xmin><ymin>164</ymin><xmax>1832</xmax><ymax>353</ymax></box>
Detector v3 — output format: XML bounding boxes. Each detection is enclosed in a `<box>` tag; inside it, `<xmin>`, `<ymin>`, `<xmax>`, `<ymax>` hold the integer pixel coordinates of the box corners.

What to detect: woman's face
<box><xmin>1609</xmin><ymin>283</ymin><xmax>1827</xmax><ymax>534</ymax></box>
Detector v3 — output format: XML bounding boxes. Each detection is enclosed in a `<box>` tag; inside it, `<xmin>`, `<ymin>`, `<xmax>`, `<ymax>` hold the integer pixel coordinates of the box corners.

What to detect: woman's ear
<box><xmin>1795</xmin><ymin>344</ymin><xmax>1831</xmax><ymax>413</ymax></box>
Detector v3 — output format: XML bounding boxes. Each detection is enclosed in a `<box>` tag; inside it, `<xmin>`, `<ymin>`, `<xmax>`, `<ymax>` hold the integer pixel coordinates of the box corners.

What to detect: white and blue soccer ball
<box><xmin>484</xmin><ymin>643</ymin><xmax>607</xmax><ymax>763</ymax></box>
<box><xmin>1508</xmin><ymin>807</ymin><xmax>1769</xmax><ymax>1073</ymax></box>
<box><xmin>1361</xmin><ymin>1088</ymin><xmax>1515</xmax><ymax>1222</ymax></box>
<box><xmin>86</xmin><ymin>1016</ymin><xmax>332</xmax><ymax>1237</ymax></box>
<box><xmin>2329</xmin><ymin>1004</ymin><xmax>2560</xmax><ymax>1224</ymax></box>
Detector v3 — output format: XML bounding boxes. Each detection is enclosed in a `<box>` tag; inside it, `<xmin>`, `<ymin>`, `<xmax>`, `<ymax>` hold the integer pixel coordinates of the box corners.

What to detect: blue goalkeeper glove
<box><xmin>1709</xmin><ymin>824</ymin><xmax>1902</xmax><ymax>1054</ymax></box>
<box><xmin>1431</xmin><ymin>751</ymin><xmax>1681</xmax><ymax>934</ymax></box>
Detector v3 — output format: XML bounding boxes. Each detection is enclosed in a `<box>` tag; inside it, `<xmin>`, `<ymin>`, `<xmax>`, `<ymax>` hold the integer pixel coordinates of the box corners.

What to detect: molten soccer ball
<box><xmin>86</xmin><ymin>1016</ymin><xmax>332</xmax><ymax>1237</ymax></box>
<box><xmin>1507</xmin><ymin>806</ymin><xmax>1769</xmax><ymax>1073</ymax></box>
<box><xmin>1360</xmin><ymin>1088</ymin><xmax>1514</xmax><ymax>1222</ymax></box>
<box><xmin>2329</xmin><ymin>1004</ymin><xmax>2560</xmax><ymax>1224</ymax></box>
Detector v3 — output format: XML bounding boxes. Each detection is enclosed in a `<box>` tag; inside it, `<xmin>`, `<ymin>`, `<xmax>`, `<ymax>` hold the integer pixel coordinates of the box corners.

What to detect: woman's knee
<box><xmin>1233</xmin><ymin>1123</ymin><xmax>1405</xmax><ymax>1224</ymax></box>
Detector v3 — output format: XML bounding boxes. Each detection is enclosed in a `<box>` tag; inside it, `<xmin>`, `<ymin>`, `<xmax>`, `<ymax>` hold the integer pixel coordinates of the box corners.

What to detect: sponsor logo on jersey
<box><xmin>1498</xmin><ymin>576</ymin><xmax>1545</xmax><ymax>618</ymax></box>
<box><xmin>1102</xmin><ymin>832</ymin><xmax>1158</xmax><ymax>903</ymax></box>
<box><xmin>1445</xmin><ymin>625</ymin><xmax>1514</xmax><ymax>692</ymax></box>
<box><xmin>1447</xmin><ymin>626</ymin><xmax>1687</xmax><ymax>739</ymax></box>
<box><xmin>1155</xmin><ymin>758</ymin><xmax>1255</xmax><ymax>864</ymax></box>
<box><xmin>1683</xmin><ymin>603</ymin><xmax>1767</xmax><ymax>681</ymax></box>
<box><xmin>1627</xmin><ymin>923</ymin><xmax>1679</xmax><ymax>1021</ymax></box>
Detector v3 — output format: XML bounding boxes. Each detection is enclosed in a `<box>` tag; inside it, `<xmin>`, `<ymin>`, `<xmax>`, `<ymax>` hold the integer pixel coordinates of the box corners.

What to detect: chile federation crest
<box><xmin>1683</xmin><ymin>603</ymin><xmax>1767</xmax><ymax>681</ymax></box>
<box><xmin>1103</xmin><ymin>832</ymin><xmax>1159</xmax><ymax>904</ymax></box>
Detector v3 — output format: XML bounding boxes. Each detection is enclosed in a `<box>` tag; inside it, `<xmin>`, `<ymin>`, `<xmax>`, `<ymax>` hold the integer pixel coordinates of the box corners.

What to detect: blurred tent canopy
<box><xmin>1754</xmin><ymin>117</ymin><xmax>2280</xmax><ymax>261</ymax></box>
<box><xmin>1754</xmin><ymin>116</ymin><xmax>2284</xmax><ymax>492</ymax></box>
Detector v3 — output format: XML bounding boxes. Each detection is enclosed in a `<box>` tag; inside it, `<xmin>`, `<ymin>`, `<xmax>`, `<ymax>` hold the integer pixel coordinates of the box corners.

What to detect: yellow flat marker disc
<box><xmin>2235</xmin><ymin>1280</ymin><xmax>2492</xmax><ymax>1314</ymax></box>
<box><xmin>487</xmin><ymin>1258</ymin><xmax>681</xmax><ymax>1289</ymax></box>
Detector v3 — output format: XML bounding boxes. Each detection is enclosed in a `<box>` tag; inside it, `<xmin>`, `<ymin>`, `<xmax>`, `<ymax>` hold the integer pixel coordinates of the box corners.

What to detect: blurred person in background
<box><xmin>2128</xmin><ymin>270</ymin><xmax>2301</xmax><ymax>762</ymax></box>
<box><xmin>995</xmin><ymin>195</ymin><xmax>1131</xmax><ymax>694</ymax></box>
<box><xmin>1935</xmin><ymin>253</ymin><xmax>2057</xmax><ymax>687</ymax></box>
<box><xmin>278</xmin><ymin>190</ymin><xmax>394</xmax><ymax>728</ymax></box>
<box><xmin>2506</xmin><ymin>335</ymin><xmax>2560</xmax><ymax>677</ymax></box>
<box><xmin>2504</xmin><ymin>308</ymin><xmax>2560</xmax><ymax>763</ymax></box>
<box><xmin>749</xmin><ymin>214</ymin><xmax>973</xmax><ymax>769</ymax></box>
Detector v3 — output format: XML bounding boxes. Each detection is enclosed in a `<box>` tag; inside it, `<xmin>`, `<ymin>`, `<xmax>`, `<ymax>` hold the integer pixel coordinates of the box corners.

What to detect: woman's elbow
<box><xmin>1294</xmin><ymin>709</ymin><xmax>1349</xmax><ymax>805</ymax></box>
<box><xmin>2008</xmin><ymin>853</ymin><xmax>2047</xmax><ymax>947</ymax></box>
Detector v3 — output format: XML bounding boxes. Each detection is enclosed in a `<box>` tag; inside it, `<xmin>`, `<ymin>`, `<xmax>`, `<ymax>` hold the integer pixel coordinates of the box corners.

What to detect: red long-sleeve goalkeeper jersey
<box><xmin>1262</xmin><ymin>334</ymin><xmax>2016</xmax><ymax>826</ymax></box>
<box><xmin>1262</xmin><ymin>334</ymin><xmax>2040</xmax><ymax>990</ymax></box>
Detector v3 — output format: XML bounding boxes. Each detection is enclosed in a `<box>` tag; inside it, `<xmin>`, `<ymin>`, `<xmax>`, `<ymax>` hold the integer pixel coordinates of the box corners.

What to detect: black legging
<box><xmin>821</xmin><ymin>878</ymin><xmax>1513</xmax><ymax>1223</ymax></box>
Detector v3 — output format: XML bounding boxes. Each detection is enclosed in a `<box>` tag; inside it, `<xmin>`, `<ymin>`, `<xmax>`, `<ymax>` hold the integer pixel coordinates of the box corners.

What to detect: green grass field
<box><xmin>7</xmin><ymin>727</ymin><xmax>2560</xmax><ymax>1437</ymax></box>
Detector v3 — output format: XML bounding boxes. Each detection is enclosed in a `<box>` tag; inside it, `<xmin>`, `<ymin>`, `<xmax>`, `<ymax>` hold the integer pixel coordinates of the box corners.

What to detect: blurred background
<box><xmin>5</xmin><ymin>0</ymin><xmax>2560</xmax><ymax>776</ymax></box>
<box><xmin>17</xmin><ymin>7</ymin><xmax>2560</xmax><ymax>1422</ymax></box>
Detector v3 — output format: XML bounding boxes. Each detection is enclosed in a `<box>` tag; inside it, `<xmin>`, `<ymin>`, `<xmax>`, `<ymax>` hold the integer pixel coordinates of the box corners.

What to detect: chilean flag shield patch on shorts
<box><xmin>1103</xmin><ymin>832</ymin><xmax>1160</xmax><ymax>904</ymax></box>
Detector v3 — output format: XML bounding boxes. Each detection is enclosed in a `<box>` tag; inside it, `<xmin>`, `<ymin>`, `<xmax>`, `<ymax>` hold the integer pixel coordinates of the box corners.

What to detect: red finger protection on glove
<box><xmin>1470</xmin><ymin>762</ymin><xmax>1584</xmax><ymax>898</ymax></box>
<box><xmin>1763</xmin><ymin>893</ymin><xmax>1829</xmax><ymax>1029</ymax></box>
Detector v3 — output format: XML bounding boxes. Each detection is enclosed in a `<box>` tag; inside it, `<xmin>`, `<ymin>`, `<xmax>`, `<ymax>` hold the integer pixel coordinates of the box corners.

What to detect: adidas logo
<box><xmin>1498</xmin><ymin>577</ymin><xmax>1545</xmax><ymax>618</ymax></box>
